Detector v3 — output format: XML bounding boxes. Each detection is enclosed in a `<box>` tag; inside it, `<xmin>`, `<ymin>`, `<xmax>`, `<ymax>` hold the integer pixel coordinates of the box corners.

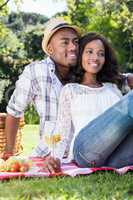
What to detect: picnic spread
<box><xmin>0</xmin><ymin>157</ymin><xmax>132</xmax><ymax>180</ymax></box>
<box><xmin>0</xmin><ymin>113</ymin><xmax>132</xmax><ymax>181</ymax></box>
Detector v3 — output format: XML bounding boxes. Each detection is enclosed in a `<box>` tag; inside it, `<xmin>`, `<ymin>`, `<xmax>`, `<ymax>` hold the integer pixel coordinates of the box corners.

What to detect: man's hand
<box><xmin>0</xmin><ymin>152</ymin><xmax>13</xmax><ymax>161</ymax></box>
<box><xmin>43</xmin><ymin>155</ymin><xmax>61</xmax><ymax>173</ymax></box>
<box><xmin>127</xmin><ymin>74</ymin><xmax>133</xmax><ymax>89</ymax></box>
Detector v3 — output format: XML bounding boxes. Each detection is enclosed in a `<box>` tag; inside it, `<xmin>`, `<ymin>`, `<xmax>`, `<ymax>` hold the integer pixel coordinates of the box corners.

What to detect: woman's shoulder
<box><xmin>61</xmin><ymin>83</ymin><xmax>80</xmax><ymax>96</ymax></box>
<box><xmin>62</xmin><ymin>83</ymin><xmax>80</xmax><ymax>90</ymax></box>
<box><xmin>104</xmin><ymin>82</ymin><xmax>118</xmax><ymax>88</ymax></box>
<box><xmin>104</xmin><ymin>82</ymin><xmax>122</xmax><ymax>96</ymax></box>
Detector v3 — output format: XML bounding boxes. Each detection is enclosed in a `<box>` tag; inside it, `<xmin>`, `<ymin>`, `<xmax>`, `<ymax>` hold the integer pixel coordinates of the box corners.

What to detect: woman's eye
<box><xmin>99</xmin><ymin>52</ymin><xmax>105</xmax><ymax>57</ymax></box>
<box><xmin>86</xmin><ymin>50</ymin><xmax>93</xmax><ymax>54</ymax></box>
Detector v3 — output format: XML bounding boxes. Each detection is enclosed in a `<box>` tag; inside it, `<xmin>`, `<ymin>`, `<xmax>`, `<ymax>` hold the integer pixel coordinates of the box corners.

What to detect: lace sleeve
<box><xmin>112</xmin><ymin>83</ymin><xmax>123</xmax><ymax>97</ymax></box>
<box><xmin>54</xmin><ymin>84</ymin><xmax>74</xmax><ymax>159</ymax></box>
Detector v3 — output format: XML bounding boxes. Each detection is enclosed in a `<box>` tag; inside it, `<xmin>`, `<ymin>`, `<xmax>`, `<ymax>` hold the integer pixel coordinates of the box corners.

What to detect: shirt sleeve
<box><xmin>7</xmin><ymin>64</ymin><xmax>35</xmax><ymax>118</ymax></box>
<box><xmin>53</xmin><ymin>84</ymin><xmax>74</xmax><ymax>160</ymax></box>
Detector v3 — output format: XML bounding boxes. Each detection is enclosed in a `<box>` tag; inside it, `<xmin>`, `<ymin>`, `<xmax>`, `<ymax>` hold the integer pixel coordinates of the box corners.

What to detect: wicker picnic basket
<box><xmin>0</xmin><ymin>113</ymin><xmax>25</xmax><ymax>155</ymax></box>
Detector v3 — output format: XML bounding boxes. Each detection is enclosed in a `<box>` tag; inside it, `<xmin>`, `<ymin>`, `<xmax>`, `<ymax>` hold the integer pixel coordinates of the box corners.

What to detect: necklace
<box><xmin>87</xmin><ymin>83</ymin><xmax>103</xmax><ymax>88</ymax></box>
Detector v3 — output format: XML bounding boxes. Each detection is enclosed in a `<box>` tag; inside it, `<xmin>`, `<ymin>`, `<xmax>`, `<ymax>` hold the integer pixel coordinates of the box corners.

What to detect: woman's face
<box><xmin>82</xmin><ymin>39</ymin><xmax>105</xmax><ymax>75</ymax></box>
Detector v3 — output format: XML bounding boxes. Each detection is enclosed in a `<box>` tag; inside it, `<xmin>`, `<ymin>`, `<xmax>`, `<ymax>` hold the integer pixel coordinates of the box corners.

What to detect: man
<box><xmin>2</xmin><ymin>18</ymin><xmax>80</xmax><ymax>160</ymax></box>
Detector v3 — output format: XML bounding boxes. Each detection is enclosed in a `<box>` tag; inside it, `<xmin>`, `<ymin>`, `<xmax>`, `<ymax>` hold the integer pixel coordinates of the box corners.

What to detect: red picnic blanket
<box><xmin>0</xmin><ymin>157</ymin><xmax>132</xmax><ymax>180</ymax></box>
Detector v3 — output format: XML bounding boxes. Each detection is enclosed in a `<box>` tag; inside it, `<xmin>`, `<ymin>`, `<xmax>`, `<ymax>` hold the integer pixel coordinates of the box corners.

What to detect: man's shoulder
<box><xmin>26</xmin><ymin>59</ymin><xmax>48</xmax><ymax>70</ymax></box>
<box><xmin>23</xmin><ymin>58</ymin><xmax>52</xmax><ymax>78</ymax></box>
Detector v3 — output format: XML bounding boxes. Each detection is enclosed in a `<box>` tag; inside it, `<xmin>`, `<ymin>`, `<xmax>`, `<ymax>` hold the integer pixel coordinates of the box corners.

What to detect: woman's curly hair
<box><xmin>74</xmin><ymin>32</ymin><xmax>123</xmax><ymax>89</ymax></box>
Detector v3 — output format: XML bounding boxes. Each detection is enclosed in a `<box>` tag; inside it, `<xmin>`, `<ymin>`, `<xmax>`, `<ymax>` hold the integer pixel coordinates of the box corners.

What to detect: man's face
<box><xmin>47</xmin><ymin>28</ymin><xmax>79</xmax><ymax>68</ymax></box>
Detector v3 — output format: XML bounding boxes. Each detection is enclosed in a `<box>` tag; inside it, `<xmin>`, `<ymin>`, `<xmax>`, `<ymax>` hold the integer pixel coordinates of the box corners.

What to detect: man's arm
<box><xmin>5</xmin><ymin>114</ymin><xmax>20</xmax><ymax>153</ymax></box>
<box><xmin>0</xmin><ymin>114</ymin><xmax>20</xmax><ymax>160</ymax></box>
<box><xmin>1</xmin><ymin>64</ymin><xmax>34</xmax><ymax>160</ymax></box>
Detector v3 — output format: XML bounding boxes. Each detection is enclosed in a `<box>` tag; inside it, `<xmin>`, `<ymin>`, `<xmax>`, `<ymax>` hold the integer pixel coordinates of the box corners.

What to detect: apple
<box><xmin>20</xmin><ymin>163</ymin><xmax>30</xmax><ymax>172</ymax></box>
<box><xmin>0</xmin><ymin>157</ymin><xmax>32</xmax><ymax>172</ymax></box>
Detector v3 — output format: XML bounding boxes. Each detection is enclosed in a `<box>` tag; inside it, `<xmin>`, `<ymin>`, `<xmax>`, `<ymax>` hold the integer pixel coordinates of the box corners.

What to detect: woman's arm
<box><xmin>44</xmin><ymin>84</ymin><xmax>73</xmax><ymax>173</ymax></box>
<box><xmin>54</xmin><ymin>84</ymin><xmax>73</xmax><ymax>159</ymax></box>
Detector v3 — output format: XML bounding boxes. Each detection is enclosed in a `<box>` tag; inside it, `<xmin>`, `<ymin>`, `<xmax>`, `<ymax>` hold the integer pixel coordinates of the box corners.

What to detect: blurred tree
<box><xmin>23</xmin><ymin>25</ymin><xmax>44</xmax><ymax>60</ymax></box>
<box><xmin>0</xmin><ymin>10</ymin><xmax>48</xmax><ymax>113</ymax></box>
<box><xmin>6</xmin><ymin>12</ymin><xmax>48</xmax><ymax>34</ymax></box>
<box><xmin>0</xmin><ymin>0</ymin><xmax>22</xmax><ymax>36</ymax></box>
<box><xmin>0</xmin><ymin>28</ymin><xmax>29</xmax><ymax>112</ymax></box>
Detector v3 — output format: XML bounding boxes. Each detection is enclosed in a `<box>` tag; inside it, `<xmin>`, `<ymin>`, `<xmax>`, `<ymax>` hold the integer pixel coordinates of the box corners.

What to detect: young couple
<box><xmin>44</xmin><ymin>32</ymin><xmax>133</xmax><ymax>173</ymax></box>
<box><xmin>2</xmin><ymin>18</ymin><xmax>133</xmax><ymax>171</ymax></box>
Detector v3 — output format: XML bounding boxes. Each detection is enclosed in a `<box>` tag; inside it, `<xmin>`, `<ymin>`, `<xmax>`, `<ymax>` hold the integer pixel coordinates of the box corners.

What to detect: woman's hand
<box><xmin>43</xmin><ymin>154</ymin><xmax>61</xmax><ymax>173</ymax></box>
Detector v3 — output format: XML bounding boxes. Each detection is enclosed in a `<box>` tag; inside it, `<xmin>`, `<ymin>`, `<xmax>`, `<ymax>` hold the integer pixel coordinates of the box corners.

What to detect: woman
<box><xmin>45</xmin><ymin>32</ymin><xmax>133</xmax><ymax>172</ymax></box>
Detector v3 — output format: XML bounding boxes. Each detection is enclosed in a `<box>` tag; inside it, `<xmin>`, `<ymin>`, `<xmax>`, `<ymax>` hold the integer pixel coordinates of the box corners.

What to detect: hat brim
<box><xmin>42</xmin><ymin>25</ymin><xmax>81</xmax><ymax>56</ymax></box>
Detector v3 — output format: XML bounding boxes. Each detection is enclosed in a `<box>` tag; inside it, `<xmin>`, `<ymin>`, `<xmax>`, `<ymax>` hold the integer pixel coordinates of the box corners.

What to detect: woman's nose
<box><xmin>91</xmin><ymin>53</ymin><xmax>98</xmax><ymax>61</ymax></box>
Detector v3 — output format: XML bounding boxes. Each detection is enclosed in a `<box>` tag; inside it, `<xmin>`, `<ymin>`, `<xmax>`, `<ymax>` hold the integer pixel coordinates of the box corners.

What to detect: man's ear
<box><xmin>47</xmin><ymin>44</ymin><xmax>53</xmax><ymax>55</ymax></box>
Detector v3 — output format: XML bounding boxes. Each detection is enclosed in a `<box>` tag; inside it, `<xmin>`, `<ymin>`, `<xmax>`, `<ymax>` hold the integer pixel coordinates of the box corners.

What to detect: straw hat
<box><xmin>42</xmin><ymin>18</ymin><xmax>81</xmax><ymax>55</ymax></box>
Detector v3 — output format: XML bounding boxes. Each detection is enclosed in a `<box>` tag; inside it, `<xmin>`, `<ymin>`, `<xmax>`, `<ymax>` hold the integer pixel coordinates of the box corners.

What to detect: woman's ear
<box><xmin>47</xmin><ymin>44</ymin><xmax>53</xmax><ymax>55</ymax></box>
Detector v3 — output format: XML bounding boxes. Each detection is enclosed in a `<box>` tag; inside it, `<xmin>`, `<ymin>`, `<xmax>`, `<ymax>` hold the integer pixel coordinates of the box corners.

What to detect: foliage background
<box><xmin>0</xmin><ymin>0</ymin><xmax>133</xmax><ymax>123</ymax></box>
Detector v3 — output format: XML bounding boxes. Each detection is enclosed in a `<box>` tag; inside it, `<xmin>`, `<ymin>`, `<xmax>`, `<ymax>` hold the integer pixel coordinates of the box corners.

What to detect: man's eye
<box><xmin>74</xmin><ymin>39</ymin><xmax>79</xmax><ymax>44</ymax></box>
<box><xmin>62</xmin><ymin>41</ymin><xmax>68</xmax><ymax>45</ymax></box>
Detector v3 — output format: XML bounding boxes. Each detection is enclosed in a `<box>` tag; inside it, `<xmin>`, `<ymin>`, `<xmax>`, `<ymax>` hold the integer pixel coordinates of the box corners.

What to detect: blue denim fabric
<box><xmin>106</xmin><ymin>131</ymin><xmax>133</xmax><ymax>167</ymax></box>
<box><xmin>73</xmin><ymin>90</ymin><xmax>133</xmax><ymax>168</ymax></box>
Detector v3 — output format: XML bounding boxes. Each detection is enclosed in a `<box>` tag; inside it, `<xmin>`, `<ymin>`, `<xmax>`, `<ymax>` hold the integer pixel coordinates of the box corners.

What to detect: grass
<box><xmin>0</xmin><ymin>125</ymin><xmax>133</xmax><ymax>200</ymax></box>
<box><xmin>21</xmin><ymin>125</ymin><xmax>40</xmax><ymax>156</ymax></box>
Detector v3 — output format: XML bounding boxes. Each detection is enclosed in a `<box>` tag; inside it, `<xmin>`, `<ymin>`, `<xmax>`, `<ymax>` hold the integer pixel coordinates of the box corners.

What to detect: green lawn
<box><xmin>21</xmin><ymin>125</ymin><xmax>40</xmax><ymax>156</ymax></box>
<box><xmin>0</xmin><ymin>125</ymin><xmax>133</xmax><ymax>200</ymax></box>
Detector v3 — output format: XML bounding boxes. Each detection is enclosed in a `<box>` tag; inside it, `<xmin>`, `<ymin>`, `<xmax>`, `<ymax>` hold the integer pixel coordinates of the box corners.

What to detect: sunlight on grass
<box><xmin>21</xmin><ymin>125</ymin><xmax>39</xmax><ymax>156</ymax></box>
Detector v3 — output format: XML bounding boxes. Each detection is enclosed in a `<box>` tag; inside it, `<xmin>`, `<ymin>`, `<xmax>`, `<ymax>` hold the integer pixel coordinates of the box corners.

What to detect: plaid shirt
<box><xmin>7</xmin><ymin>57</ymin><xmax>63</xmax><ymax>156</ymax></box>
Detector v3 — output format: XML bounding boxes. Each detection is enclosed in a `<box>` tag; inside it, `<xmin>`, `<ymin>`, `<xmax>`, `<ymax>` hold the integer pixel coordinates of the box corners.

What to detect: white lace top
<box><xmin>54</xmin><ymin>83</ymin><xmax>122</xmax><ymax>163</ymax></box>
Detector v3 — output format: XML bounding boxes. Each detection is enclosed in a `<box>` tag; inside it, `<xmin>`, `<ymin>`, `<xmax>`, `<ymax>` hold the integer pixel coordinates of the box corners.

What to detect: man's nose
<box><xmin>68</xmin><ymin>41</ymin><xmax>77</xmax><ymax>51</ymax></box>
